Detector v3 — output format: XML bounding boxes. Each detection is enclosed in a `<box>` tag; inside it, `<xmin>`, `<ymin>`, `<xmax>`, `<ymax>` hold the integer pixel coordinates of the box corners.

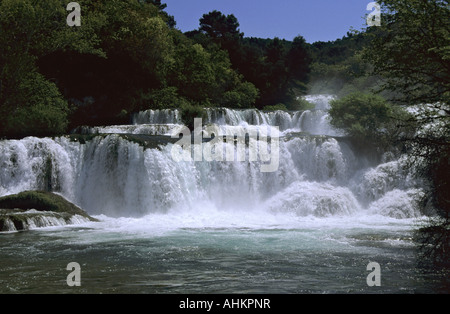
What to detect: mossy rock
<box><xmin>0</xmin><ymin>191</ymin><xmax>98</xmax><ymax>222</ymax></box>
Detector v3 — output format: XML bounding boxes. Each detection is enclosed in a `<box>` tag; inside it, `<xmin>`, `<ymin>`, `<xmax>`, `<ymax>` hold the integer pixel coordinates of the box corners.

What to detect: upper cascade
<box><xmin>127</xmin><ymin>94</ymin><xmax>343</xmax><ymax>136</ymax></box>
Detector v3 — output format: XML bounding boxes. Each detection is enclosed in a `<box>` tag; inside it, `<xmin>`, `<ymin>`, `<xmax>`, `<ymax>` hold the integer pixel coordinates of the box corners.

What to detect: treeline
<box><xmin>0</xmin><ymin>0</ymin><xmax>312</xmax><ymax>138</ymax></box>
<box><xmin>186</xmin><ymin>10</ymin><xmax>311</xmax><ymax>110</ymax></box>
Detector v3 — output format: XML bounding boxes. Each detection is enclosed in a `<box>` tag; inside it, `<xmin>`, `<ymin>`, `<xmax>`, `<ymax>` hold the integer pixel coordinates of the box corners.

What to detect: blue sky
<box><xmin>162</xmin><ymin>0</ymin><xmax>372</xmax><ymax>43</ymax></box>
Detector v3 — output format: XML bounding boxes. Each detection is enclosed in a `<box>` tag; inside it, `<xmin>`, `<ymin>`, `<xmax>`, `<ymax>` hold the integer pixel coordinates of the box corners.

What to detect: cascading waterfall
<box><xmin>2</xmin><ymin>95</ymin><xmax>445</xmax><ymax>295</ymax></box>
<box><xmin>0</xmin><ymin>209</ymin><xmax>91</xmax><ymax>232</ymax></box>
<box><xmin>79</xmin><ymin>95</ymin><xmax>343</xmax><ymax>137</ymax></box>
<box><xmin>132</xmin><ymin>108</ymin><xmax>182</xmax><ymax>125</ymax></box>
<box><xmin>0</xmin><ymin>95</ymin><xmax>425</xmax><ymax>225</ymax></box>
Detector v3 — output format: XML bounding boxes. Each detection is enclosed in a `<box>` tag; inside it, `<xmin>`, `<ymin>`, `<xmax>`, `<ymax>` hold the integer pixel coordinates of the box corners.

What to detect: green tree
<box><xmin>170</xmin><ymin>43</ymin><xmax>216</xmax><ymax>103</ymax></box>
<box><xmin>168</xmin><ymin>32</ymin><xmax>258</xmax><ymax>109</ymax></box>
<box><xmin>363</xmin><ymin>0</ymin><xmax>450</xmax><ymax>266</ymax></box>
<box><xmin>329</xmin><ymin>92</ymin><xmax>399</xmax><ymax>145</ymax></box>
<box><xmin>2</xmin><ymin>71</ymin><xmax>69</xmax><ymax>138</ymax></box>
<box><xmin>141</xmin><ymin>0</ymin><xmax>176</xmax><ymax>27</ymax></box>
<box><xmin>286</xmin><ymin>36</ymin><xmax>311</xmax><ymax>88</ymax></box>
<box><xmin>37</xmin><ymin>0</ymin><xmax>176</xmax><ymax>126</ymax></box>
<box><xmin>0</xmin><ymin>0</ymin><xmax>101</xmax><ymax>137</ymax></box>
<box><xmin>199</xmin><ymin>10</ymin><xmax>242</xmax><ymax>44</ymax></box>
<box><xmin>191</xmin><ymin>12</ymin><xmax>312</xmax><ymax>108</ymax></box>
<box><xmin>364</xmin><ymin>0</ymin><xmax>449</xmax><ymax>107</ymax></box>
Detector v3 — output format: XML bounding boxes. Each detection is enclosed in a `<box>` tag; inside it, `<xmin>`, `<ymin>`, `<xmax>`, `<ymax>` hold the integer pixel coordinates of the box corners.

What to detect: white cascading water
<box><xmin>82</xmin><ymin>95</ymin><xmax>342</xmax><ymax>136</ymax></box>
<box><xmin>0</xmin><ymin>210</ymin><xmax>91</xmax><ymax>232</ymax></box>
<box><xmin>0</xmin><ymin>95</ymin><xmax>425</xmax><ymax>227</ymax></box>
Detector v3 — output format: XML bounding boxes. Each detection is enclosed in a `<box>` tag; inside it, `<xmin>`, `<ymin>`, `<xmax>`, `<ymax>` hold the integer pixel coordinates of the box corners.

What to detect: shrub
<box><xmin>263</xmin><ymin>104</ymin><xmax>288</xmax><ymax>111</ymax></box>
<box><xmin>1</xmin><ymin>72</ymin><xmax>69</xmax><ymax>138</ymax></box>
<box><xmin>287</xmin><ymin>97</ymin><xmax>315</xmax><ymax>111</ymax></box>
<box><xmin>180</xmin><ymin>103</ymin><xmax>207</xmax><ymax>130</ymax></box>
<box><xmin>329</xmin><ymin>92</ymin><xmax>393</xmax><ymax>143</ymax></box>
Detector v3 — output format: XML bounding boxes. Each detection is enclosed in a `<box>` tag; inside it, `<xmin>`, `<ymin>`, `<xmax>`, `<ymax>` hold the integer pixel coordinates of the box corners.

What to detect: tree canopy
<box><xmin>0</xmin><ymin>1</ymin><xmax>265</xmax><ymax>137</ymax></box>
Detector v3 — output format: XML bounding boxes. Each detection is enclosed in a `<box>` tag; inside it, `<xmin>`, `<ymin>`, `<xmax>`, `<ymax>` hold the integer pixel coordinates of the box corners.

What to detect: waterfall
<box><xmin>0</xmin><ymin>95</ymin><xmax>425</xmax><ymax>222</ymax></box>
<box><xmin>0</xmin><ymin>209</ymin><xmax>92</xmax><ymax>232</ymax></box>
<box><xmin>132</xmin><ymin>109</ymin><xmax>181</xmax><ymax>125</ymax></box>
<box><xmin>80</xmin><ymin>95</ymin><xmax>342</xmax><ymax>136</ymax></box>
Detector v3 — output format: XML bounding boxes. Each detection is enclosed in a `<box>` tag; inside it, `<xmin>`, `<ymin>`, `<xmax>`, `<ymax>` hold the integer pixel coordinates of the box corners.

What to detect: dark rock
<box><xmin>0</xmin><ymin>191</ymin><xmax>98</xmax><ymax>232</ymax></box>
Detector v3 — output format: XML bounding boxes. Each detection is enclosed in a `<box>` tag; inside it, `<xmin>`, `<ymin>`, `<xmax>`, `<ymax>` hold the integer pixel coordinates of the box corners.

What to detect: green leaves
<box><xmin>328</xmin><ymin>92</ymin><xmax>395</xmax><ymax>144</ymax></box>
<box><xmin>0</xmin><ymin>0</ymin><xmax>104</xmax><ymax>137</ymax></box>
<box><xmin>363</xmin><ymin>0</ymin><xmax>450</xmax><ymax>106</ymax></box>
<box><xmin>2</xmin><ymin>71</ymin><xmax>69</xmax><ymax>138</ymax></box>
<box><xmin>361</xmin><ymin>1</ymin><xmax>450</xmax><ymax>251</ymax></box>
<box><xmin>199</xmin><ymin>10</ymin><xmax>242</xmax><ymax>42</ymax></box>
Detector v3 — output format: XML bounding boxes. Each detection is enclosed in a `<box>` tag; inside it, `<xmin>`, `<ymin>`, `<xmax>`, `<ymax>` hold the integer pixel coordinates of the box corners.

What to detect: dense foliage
<box><xmin>0</xmin><ymin>0</ymin><xmax>269</xmax><ymax>136</ymax></box>
<box><xmin>329</xmin><ymin>92</ymin><xmax>398</xmax><ymax>144</ymax></box>
<box><xmin>187</xmin><ymin>10</ymin><xmax>312</xmax><ymax>110</ymax></box>
<box><xmin>0</xmin><ymin>0</ymin><xmax>315</xmax><ymax>137</ymax></box>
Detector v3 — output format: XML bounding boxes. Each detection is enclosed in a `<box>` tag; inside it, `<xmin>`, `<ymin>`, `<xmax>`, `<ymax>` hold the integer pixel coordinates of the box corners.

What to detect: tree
<box><xmin>190</xmin><ymin>12</ymin><xmax>313</xmax><ymax>108</ymax></box>
<box><xmin>2</xmin><ymin>71</ymin><xmax>69</xmax><ymax>138</ymax></box>
<box><xmin>37</xmin><ymin>0</ymin><xmax>176</xmax><ymax>127</ymax></box>
<box><xmin>328</xmin><ymin>92</ymin><xmax>405</xmax><ymax>146</ymax></box>
<box><xmin>170</xmin><ymin>43</ymin><xmax>216</xmax><ymax>103</ymax></box>
<box><xmin>286</xmin><ymin>36</ymin><xmax>311</xmax><ymax>85</ymax></box>
<box><xmin>0</xmin><ymin>0</ymin><xmax>100</xmax><ymax>137</ymax></box>
<box><xmin>140</xmin><ymin>0</ymin><xmax>176</xmax><ymax>28</ymax></box>
<box><xmin>364</xmin><ymin>0</ymin><xmax>450</xmax><ymax>107</ymax></box>
<box><xmin>198</xmin><ymin>10</ymin><xmax>244</xmax><ymax>70</ymax></box>
<box><xmin>199</xmin><ymin>10</ymin><xmax>242</xmax><ymax>43</ymax></box>
<box><xmin>363</xmin><ymin>0</ymin><xmax>450</xmax><ymax>267</ymax></box>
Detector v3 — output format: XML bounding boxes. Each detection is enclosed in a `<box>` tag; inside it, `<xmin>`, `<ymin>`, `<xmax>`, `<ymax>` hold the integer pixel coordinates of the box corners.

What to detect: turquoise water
<box><xmin>1</xmin><ymin>213</ymin><xmax>448</xmax><ymax>294</ymax></box>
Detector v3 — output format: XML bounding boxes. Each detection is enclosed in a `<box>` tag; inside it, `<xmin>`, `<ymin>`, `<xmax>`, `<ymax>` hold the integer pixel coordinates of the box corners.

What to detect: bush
<box><xmin>133</xmin><ymin>87</ymin><xmax>189</xmax><ymax>111</ymax></box>
<box><xmin>180</xmin><ymin>103</ymin><xmax>207</xmax><ymax>130</ymax></box>
<box><xmin>219</xmin><ymin>81</ymin><xmax>259</xmax><ymax>109</ymax></box>
<box><xmin>1</xmin><ymin>72</ymin><xmax>69</xmax><ymax>138</ymax></box>
<box><xmin>287</xmin><ymin>97</ymin><xmax>315</xmax><ymax>111</ymax></box>
<box><xmin>329</xmin><ymin>92</ymin><xmax>393</xmax><ymax>143</ymax></box>
<box><xmin>263</xmin><ymin>104</ymin><xmax>288</xmax><ymax>111</ymax></box>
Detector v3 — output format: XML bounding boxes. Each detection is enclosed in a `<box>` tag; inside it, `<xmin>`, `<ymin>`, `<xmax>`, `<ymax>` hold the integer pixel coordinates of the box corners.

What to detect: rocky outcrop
<box><xmin>0</xmin><ymin>191</ymin><xmax>98</xmax><ymax>232</ymax></box>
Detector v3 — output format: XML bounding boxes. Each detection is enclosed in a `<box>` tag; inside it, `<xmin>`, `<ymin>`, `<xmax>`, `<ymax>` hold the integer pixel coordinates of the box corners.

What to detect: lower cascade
<box><xmin>0</xmin><ymin>95</ymin><xmax>425</xmax><ymax>224</ymax></box>
<box><xmin>0</xmin><ymin>209</ymin><xmax>92</xmax><ymax>232</ymax></box>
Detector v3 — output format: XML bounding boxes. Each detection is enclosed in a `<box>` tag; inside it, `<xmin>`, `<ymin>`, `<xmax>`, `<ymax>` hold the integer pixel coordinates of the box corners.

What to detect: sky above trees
<box><xmin>163</xmin><ymin>0</ymin><xmax>373</xmax><ymax>43</ymax></box>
